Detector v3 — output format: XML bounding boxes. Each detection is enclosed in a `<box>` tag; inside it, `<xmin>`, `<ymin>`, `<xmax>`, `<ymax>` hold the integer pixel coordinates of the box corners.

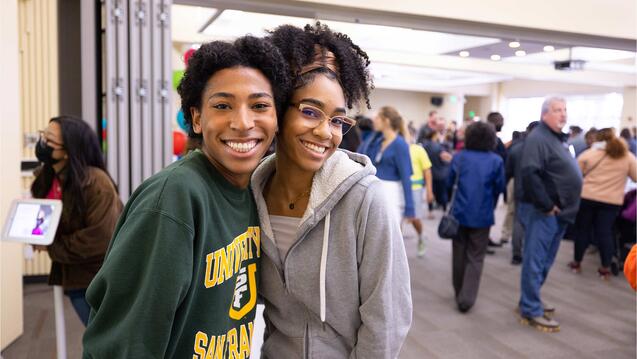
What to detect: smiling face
<box><xmin>191</xmin><ymin>66</ymin><xmax>278</xmax><ymax>187</ymax></box>
<box><xmin>277</xmin><ymin>74</ymin><xmax>346</xmax><ymax>174</ymax></box>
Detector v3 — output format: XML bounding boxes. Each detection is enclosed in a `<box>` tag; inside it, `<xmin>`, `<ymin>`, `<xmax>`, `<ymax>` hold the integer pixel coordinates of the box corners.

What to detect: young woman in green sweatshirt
<box><xmin>82</xmin><ymin>36</ymin><xmax>290</xmax><ymax>358</ymax></box>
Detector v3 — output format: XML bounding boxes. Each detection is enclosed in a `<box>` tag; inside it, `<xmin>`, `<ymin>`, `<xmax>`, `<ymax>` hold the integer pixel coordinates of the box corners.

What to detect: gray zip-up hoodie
<box><xmin>251</xmin><ymin>150</ymin><xmax>412</xmax><ymax>359</ymax></box>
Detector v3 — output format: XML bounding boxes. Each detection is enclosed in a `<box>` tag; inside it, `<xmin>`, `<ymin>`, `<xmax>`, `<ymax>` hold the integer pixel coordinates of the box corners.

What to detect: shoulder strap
<box><xmin>583</xmin><ymin>153</ymin><xmax>607</xmax><ymax>177</ymax></box>
<box><xmin>446</xmin><ymin>156</ymin><xmax>461</xmax><ymax>215</ymax></box>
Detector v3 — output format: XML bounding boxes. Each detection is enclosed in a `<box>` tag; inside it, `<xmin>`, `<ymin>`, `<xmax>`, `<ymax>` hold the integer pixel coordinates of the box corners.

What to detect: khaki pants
<box><xmin>500</xmin><ymin>179</ymin><xmax>515</xmax><ymax>240</ymax></box>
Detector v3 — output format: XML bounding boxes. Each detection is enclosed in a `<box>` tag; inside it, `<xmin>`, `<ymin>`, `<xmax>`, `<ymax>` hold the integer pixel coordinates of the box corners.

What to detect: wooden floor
<box><xmin>3</xmin><ymin>203</ymin><xmax>636</xmax><ymax>358</ymax></box>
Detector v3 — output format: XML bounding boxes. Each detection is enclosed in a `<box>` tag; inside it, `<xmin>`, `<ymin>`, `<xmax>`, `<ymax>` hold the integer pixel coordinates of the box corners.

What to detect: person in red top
<box><xmin>31</xmin><ymin>116</ymin><xmax>123</xmax><ymax>325</ymax></box>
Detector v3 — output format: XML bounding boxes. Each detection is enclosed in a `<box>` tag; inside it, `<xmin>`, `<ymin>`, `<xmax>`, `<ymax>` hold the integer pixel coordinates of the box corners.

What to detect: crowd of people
<box><xmin>27</xmin><ymin>21</ymin><xmax>637</xmax><ymax>358</ymax></box>
<box><xmin>353</xmin><ymin>98</ymin><xmax>636</xmax><ymax>332</ymax></box>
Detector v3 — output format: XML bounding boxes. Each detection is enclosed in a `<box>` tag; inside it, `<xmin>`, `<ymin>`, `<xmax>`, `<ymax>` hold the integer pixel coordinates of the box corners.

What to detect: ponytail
<box><xmin>596</xmin><ymin>128</ymin><xmax>627</xmax><ymax>159</ymax></box>
<box><xmin>379</xmin><ymin>106</ymin><xmax>406</xmax><ymax>138</ymax></box>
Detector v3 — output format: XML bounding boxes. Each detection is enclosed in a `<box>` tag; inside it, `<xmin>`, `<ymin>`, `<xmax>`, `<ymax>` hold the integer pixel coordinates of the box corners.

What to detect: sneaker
<box><xmin>417</xmin><ymin>238</ymin><xmax>426</xmax><ymax>257</ymax></box>
<box><xmin>486</xmin><ymin>248</ymin><xmax>496</xmax><ymax>255</ymax></box>
<box><xmin>515</xmin><ymin>305</ymin><xmax>554</xmax><ymax>319</ymax></box>
<box><xmin>519</xmin><ymin>314</ymin><xmax>560</xmax><ymax>333</ymax></box>
<box><xmin>543</xmin><ymin>302</ymin><xmax>556</xmax><ymax>318</ymax></box>
<box><xmin>568</xmin><ymin>261</ymin><xmax>581</xmax><ymax>273</ymax></box>
<box><xmin>598</xmin><ymin>267</ymin><xmax>611</xmax><ymax>280</ymax></box>
<box><xmin>488</xmin><ymin>239</ymin><xmax>502</xmax><ymax>247</ymax></box>
<box><xmin>511</xmin><ymin>255</ymin><xmax>522</xmax><ymax>265</ymax></box>
<box><xmin>457</xmin><ymin>303</ymin><xmax>472</xmax><ymax>313</ymax></box>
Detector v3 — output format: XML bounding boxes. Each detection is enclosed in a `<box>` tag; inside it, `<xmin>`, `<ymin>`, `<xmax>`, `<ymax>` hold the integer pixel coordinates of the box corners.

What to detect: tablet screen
<box><xmin>8</xmin><ymin>203</ymin><xmax>56</xmax><ymax>239</ymax></box>
<box><xmin>3</xmin><ymin>199</ymin><xmax>62</xmax><ymax>245</ymax></box>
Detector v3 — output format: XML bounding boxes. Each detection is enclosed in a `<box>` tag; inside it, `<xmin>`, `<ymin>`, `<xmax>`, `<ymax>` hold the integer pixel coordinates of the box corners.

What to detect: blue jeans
<box><xmin>518</xmin><ymin>202</ymin><xmax>567</xmax><ymax>318</ymax></box>
<box><xmin>65</xmin><ymin>288</ymin><xmax>90</xmax><ymax>326</ymax></box>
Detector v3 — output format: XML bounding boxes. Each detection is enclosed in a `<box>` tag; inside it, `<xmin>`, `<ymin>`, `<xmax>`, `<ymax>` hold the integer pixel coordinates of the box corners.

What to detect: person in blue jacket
<box><xmin>447</xmin><ymin>121</ymin><xmax>505</xmax><ymax>313</ymax></box>
<box><xmin>360</xmin><ymin>106</ymin><xmax>415</xmax><ymax>224</ymax></box>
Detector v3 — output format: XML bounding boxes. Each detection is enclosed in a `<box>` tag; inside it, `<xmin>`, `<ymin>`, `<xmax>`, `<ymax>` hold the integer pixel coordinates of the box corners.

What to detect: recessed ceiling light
<box><xmin>543</xmin><ymin>45</ymin><xmax>555</xmax><ymax>52</ymax></box>
<box><xmin>459</xmin><ymin>51</ymin><xmax>470</xmax><ymax>57</ymax></box>
<box><xmin>490</xmin><ymin>54</ymin><xmax>501</xmax><ymax>61</ymax></box>
<box><xmin>509</xmin><ymin>41</ymin><xmax>520</xmax><ymax>48</ymax></box>
<box><xmin>515</xmin><ymin>50</ymin><xmax>526</xmax><ymax>57</ymax></box>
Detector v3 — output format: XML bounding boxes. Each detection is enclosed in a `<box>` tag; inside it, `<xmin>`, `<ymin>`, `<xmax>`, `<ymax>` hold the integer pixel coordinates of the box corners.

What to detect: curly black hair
<box><xmin>464</xmin><ymin>121</ymin><xmax>497</xmax><ymax>151</ymax></box>
<box><xmin>177</xmin><ymin>36</ymin><xmax>291</xmax><ymax>138</ymax></box>
<box><xmin>267</xmin><ymin>22</ymin><xmax>373</xmax><ymax>110</ymax></box>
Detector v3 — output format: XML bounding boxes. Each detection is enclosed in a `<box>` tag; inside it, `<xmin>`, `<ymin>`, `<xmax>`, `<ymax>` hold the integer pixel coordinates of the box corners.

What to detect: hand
<box><xmin>545</xmin><ymin>206</ymin><xmax>561</xmax><ymax>216</ymax></box>
<box><xmin>440</xmin><ymin>151</ymin><xmax>453</xmax><ymax>163</ymax></box>
<box><xmin>426</xmin><ymin>191</ymin><xmax>434</xmax><ymax>204</ymax></box>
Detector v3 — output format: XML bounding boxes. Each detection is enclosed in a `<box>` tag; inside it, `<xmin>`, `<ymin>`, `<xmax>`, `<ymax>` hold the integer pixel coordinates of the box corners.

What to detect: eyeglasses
<box><xmin>289</xmin><ymin>103</ymin><xmax>357</xmax><ymax>135</ymax></box>
<box><xmin>38</xmin><ymin>131</ymin><xmax>65</xmax><ymax>149</ymax></box>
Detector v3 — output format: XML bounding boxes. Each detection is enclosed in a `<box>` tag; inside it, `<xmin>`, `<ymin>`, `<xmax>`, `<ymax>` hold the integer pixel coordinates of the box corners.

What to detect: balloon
<box><xmin>176</xmin><ymin>110</ymin><xmax>188</xmax><ymax>132</ymax></box>
<box><xmin>173</xmin><ymin>130</ymin><xmax>187</xmax><ymax>156</ymax></box>
<box><xmin>184</xmin><ymin>48</ymin><xmax>196</xmax><ymax>67</ymax></box>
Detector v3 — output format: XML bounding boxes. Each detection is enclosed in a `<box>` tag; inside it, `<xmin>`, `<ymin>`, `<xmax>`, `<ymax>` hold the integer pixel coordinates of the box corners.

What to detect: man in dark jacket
<box><xmin>517</xmin><ymin>97</ymin><xmax>582</xmax><ymax>332</ymax></box>
<box><xmin>506</xmin><ymin>121</ymin><xmax>539</xmax><ymax>265</ymax></box>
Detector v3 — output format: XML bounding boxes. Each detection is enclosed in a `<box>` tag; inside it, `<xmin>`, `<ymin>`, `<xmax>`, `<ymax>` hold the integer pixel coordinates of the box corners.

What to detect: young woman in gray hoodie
<box><xmin>251</xmin><ymin>23</ymin><xmax>412</xmax><ymax>358</ymax></box>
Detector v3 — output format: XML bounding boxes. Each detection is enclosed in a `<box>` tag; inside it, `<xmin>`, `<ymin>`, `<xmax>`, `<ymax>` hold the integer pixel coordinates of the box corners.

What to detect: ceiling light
<box><xmin>543</xmin><ymin>45</ymin><xmax>555</xmax><ymax>52</ymax></box>
<box><xmin>490</xmin><ymin>54</ymin><xmax>501</xmax><ymax>61</ymax></box>
<box><xmin>508</xmin><ymin>41</ymin><xmax>520</xmax><ymax>48</ymax></box>
<box><xmin>459</xmin><ymin>51</ymin><xmax>470</xmax><ymax>57</ymax></box>
<box><xmin>515</xmin><ymin>50</ymin><xmax>526</xmax><ymax>57</ymax></box>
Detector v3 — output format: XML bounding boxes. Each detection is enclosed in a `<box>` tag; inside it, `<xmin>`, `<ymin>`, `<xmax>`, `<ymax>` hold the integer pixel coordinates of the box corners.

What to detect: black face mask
<box><xmin>35</xmin><ymin>139</ymin><xmax>61</xmax><ymax>165</ymax></box>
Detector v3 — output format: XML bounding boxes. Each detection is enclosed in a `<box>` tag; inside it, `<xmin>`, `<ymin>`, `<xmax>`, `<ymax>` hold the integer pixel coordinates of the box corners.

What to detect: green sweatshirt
<box><xmin>83</xmin><ymin>150</ymin><xmax>261</xmax><ymax>359</ymax></box>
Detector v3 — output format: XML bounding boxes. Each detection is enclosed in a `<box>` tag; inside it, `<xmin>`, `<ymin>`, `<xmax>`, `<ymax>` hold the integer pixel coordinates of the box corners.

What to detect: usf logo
<box><xmin>229</xmin><ymin>263</ymin><xmax>257</xmax><ymax>320</ymax></box>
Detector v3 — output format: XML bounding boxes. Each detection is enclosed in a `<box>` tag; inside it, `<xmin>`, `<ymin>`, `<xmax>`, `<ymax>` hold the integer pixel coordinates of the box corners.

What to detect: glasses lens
<box><xmin>331</xmin><ymin>117</ymin><xmax>354</xmax><ymax>135</ymax></box>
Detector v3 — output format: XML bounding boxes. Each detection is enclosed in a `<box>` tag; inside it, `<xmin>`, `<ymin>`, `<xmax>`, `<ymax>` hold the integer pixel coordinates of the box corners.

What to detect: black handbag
<box><xmin>438</xmin><ymin>161</ymin><xmax>461</xmax><ymax>239</ymax></box>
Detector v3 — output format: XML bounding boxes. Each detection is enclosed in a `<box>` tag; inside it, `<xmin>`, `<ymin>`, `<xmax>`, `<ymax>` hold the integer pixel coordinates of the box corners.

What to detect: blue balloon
<box><xmin>176</xmin><ymin>110</ymin><xmax>188</xmax><ymax>132</ymax></box>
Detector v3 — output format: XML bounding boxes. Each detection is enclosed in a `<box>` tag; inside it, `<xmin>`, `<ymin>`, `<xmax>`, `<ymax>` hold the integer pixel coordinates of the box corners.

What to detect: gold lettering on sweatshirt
<box><xmin>193</xmin><ymin>324</ymin><xmax>254</xmax><ymax>359</ymax></box>
<box><xmin>204</xmin><ymin>227</ymin><xmax>260</xmax><ymax>288</ymax></box>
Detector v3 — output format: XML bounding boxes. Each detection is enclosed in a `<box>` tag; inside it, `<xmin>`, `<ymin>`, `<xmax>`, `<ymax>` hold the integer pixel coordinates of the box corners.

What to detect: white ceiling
<box><xmin>171</xmin><ymin>4</ymin><xmax>637</xmax><ymax>93</ymax></box>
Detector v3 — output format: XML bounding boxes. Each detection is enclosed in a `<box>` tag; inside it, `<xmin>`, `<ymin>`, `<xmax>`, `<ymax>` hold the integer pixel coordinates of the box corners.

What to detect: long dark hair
<box><xmin>31</xmin><ymin>116</ymin><xmax>115</xmax><ymax>219</ymax></box>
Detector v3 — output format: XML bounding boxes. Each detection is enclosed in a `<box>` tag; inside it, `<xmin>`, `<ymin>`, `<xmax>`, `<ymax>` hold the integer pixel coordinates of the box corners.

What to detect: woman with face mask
<box><xmin>31</xmin><ymin>116</ymin><xmax>123</xmax><ymax>326</ymax></box>
<box><xmin>251</xmin><ymin>23</ymin><xmax>412</xmax><ymax>358</ymax></box>
<box><xmin>569</xmin><ymin>128</ymin><xmax>637</xmax><ymax>279</ymax></box>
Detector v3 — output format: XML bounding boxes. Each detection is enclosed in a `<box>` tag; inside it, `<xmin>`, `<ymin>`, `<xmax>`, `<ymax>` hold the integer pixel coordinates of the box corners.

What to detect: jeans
<box><xmin>65</xmin><ymin>288</ymin><xmax>90</xmax><ymax>326</ymax></box>
<box><xmin>518</xmin><ymin>202</ymin><xmax>567</xmax><ymax>318</ymax></box>
<box><xmin>573</xmin><ymin>198</ymin><xmax>621</xmax><ymax>267</ymax></box>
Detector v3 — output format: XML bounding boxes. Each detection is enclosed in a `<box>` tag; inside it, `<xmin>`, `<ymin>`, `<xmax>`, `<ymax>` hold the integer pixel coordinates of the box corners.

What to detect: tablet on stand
<box><xmin>2</xmin><ymin>198</ymin><xmax>66</xmax><ymax>359</ymax></box>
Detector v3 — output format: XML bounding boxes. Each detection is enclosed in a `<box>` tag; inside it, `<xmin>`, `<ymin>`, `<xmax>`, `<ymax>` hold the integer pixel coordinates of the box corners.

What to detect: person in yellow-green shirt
<box><xmin>409</xmin><ymin>136</ymin><xmax>434</xmax><ymax>257</ymax></box>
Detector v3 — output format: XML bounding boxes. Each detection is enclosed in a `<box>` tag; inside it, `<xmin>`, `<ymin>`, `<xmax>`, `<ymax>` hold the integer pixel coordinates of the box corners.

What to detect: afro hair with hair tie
<box><xmin>176</xmin><ymin>36</ymin><xmax>291</xmax><ymax>139</ymax></box>
<box><xmin>268</xmin><ymin>22</ymin><xmax>373</xmax><ymax>111</ymax></box>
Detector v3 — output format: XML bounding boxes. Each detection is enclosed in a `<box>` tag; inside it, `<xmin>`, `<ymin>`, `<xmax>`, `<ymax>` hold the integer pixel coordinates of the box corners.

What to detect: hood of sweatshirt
<box><xmin>251</xmin><ymin>149</ymin><xmax>376</xmax><ymax>321</ymax></box>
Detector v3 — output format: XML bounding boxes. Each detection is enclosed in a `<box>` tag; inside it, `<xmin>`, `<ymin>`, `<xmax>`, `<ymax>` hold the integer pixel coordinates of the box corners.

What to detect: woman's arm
<box><xmin>47</xmin><ymin>170</ymin><xmax>122</xmax><ymax>264</ymax></box>
<box><xmin>351</xmin><ymin>180</ymin><xmax>412</xmax><ymax>358</ymax></box>
<box><xmin>396</xmin><ymin>141</ymin><xmax>415</xmax><ymax>218</ymax></box>
<box><xmin>83</xmin><ymin>209</ymin><xmax>193</xmax><ymax>358</ymax></box>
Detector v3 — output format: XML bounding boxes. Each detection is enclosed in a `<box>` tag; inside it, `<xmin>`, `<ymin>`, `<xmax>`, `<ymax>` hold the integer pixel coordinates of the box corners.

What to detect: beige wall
<box><xmin>1</xmin><ymin>0</ymin><xmax>24</xmax><ymax>349</ymax></box>
<box><xmin>621</xmin><ymin>86</ymin><xmax>636</xmax><ymax>129</ymax></box>
<box><xmin>464</xmin><ymin>96</ymin><xmax>492</xmax><ymax>121</ymax></box>
<box><xmin>296</xmin><ymin>0</ymin><xmax>636</xmax><ymax>39</ymax></box>
<box><xmin>367</xmin><ymin>88</ymin><xmax>463</xmax><ymax>129</ymax></box>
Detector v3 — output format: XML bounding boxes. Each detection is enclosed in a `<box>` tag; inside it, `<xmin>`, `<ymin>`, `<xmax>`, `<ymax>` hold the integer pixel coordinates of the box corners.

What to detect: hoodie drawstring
<box><xmin>319</xmin><ymin>211</ymin><xmax>330</xmax><ymax>322</ymax></box>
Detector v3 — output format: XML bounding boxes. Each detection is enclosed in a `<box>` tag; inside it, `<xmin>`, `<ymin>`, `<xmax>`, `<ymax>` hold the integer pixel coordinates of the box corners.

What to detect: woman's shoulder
<box><xmin>85</xmin><ymin>167</ymin><xmax>115</xmax><ymax>188</ymax></box>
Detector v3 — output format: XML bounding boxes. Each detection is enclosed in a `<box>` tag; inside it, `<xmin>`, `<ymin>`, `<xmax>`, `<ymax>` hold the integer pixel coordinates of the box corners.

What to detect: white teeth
<box><xmin>226</xmin><ymin>141</ymin><xmax>257</xmax><ymax>153</ymax></box>
<box><xmin>302</xmin><ymin>141</ymin><xmax>327</xmax><ymax>154</ymax></box>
